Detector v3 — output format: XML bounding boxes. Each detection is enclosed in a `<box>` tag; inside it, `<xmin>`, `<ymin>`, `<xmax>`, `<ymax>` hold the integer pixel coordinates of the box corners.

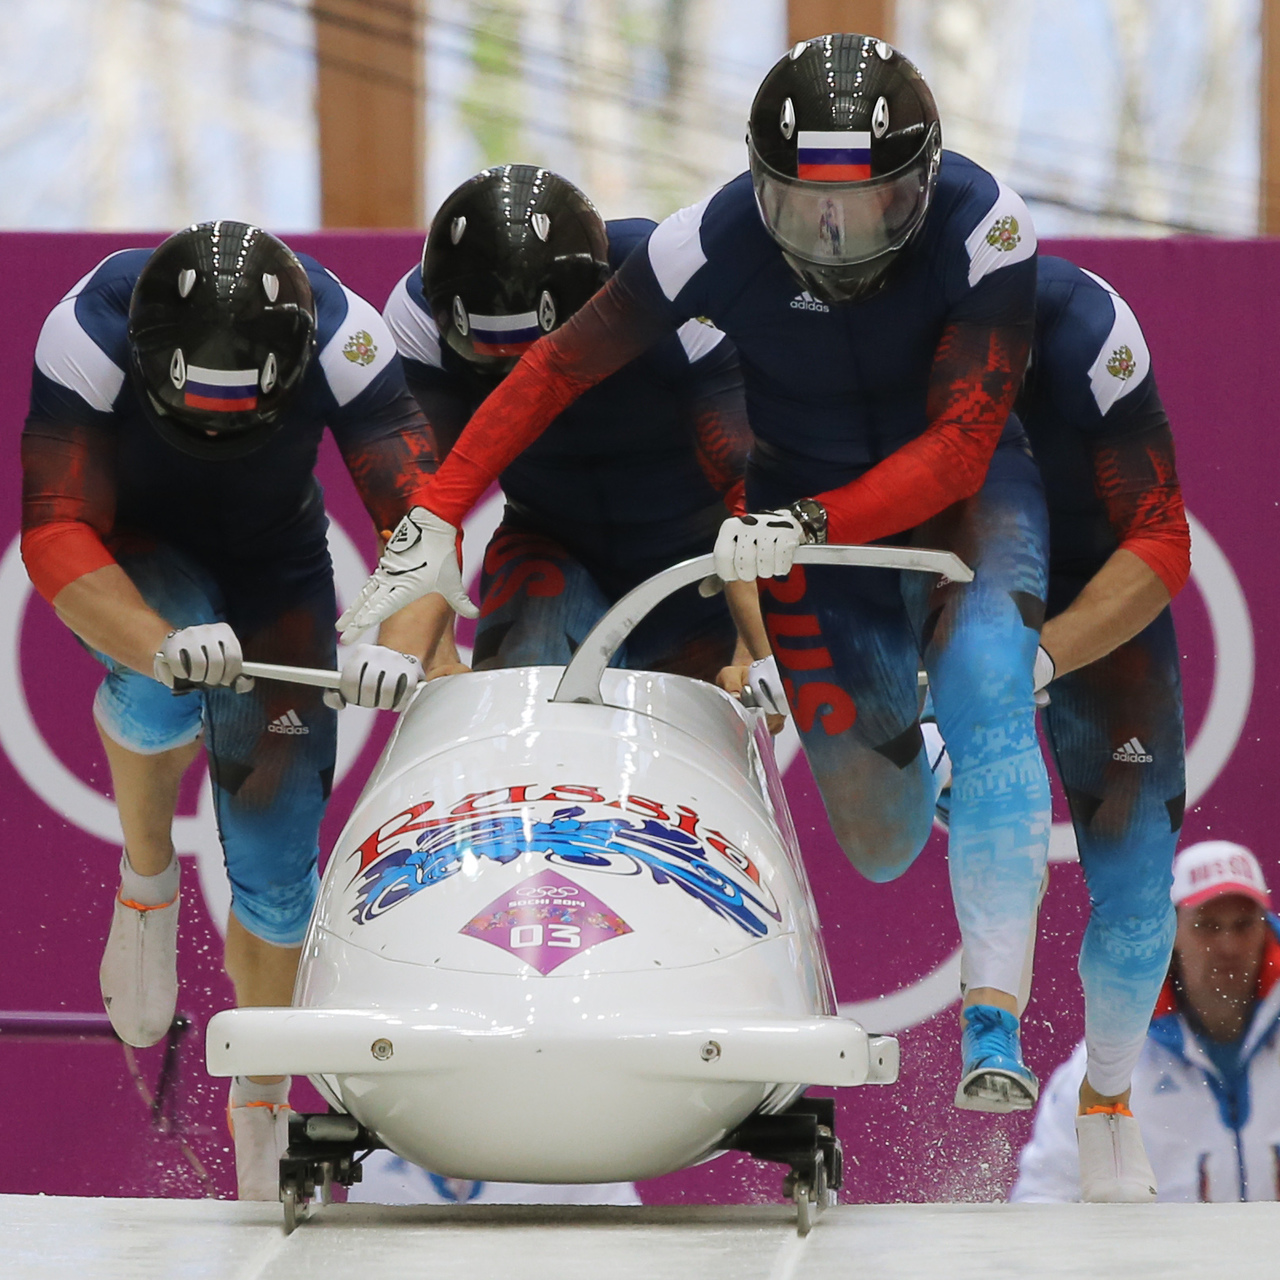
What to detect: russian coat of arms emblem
<box><xmin>342</xmin><ymin>330</ymin><xmax>377</xmax><ymax>365</ymax></box>
<box><xmin>985</xmin><ymin>215</ymin><xmax>1021</xmax><ymax>252</ymax></box>
<box><xmin>1106</xmin><ymin>345</ymin><xmax>1136</xmax><ymax>380</ymax></box>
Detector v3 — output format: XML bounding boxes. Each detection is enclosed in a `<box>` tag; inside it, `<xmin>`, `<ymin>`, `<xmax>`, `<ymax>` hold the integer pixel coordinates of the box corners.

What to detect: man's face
<box><xmin>1174</xmin><ymin>894</ymin><xmax>1268</xmax><ymax>1012</ymax></box>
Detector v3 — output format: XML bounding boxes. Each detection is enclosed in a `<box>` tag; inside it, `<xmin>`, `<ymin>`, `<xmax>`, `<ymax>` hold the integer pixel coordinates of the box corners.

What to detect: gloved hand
<box><xmin>716</xmin><ymin>654</ymin><xmax>786</xmax><ymax>735</ymax></box>
<box><xmin>743</xmin><ymin>654</ymin><xmax>789</xmax><ymax>717</ymax></box>
<box><xmin>1033</xmin><ymin>644</ymin><xmax>1055</xmax><ymax>708</ymax></box>
<box><xmin>713</xmin><ymin>509</ymin><xmax>806</xmax><ymax>582</ymax></box>
<box><xmin>323</xmin><ymin>644</ymin><xmax>423</xmax><ymax>711</ymax></box>
<box><xmin>153</xmin><ymin>623</ymin><xmax>254</xmax><ymax>693</ymax></box>
<box><xmin>337</xmin><ymin>507</ymin><xmax>479</xmax><ymax>643</ymax></box>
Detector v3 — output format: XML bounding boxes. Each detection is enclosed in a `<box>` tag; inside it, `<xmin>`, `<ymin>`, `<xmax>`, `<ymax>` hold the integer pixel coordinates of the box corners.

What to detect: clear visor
<box><xmin>752</xmin><ymin>152</ymin><xmax>933</xmax><ymax>267</ymax></box>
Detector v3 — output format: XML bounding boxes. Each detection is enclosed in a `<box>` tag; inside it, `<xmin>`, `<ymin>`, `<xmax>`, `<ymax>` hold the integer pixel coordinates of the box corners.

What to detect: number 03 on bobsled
<box><xmin>206</xmin><ymin>545</ymin><xmax>972</xmax><ymax>1231</ymax></box>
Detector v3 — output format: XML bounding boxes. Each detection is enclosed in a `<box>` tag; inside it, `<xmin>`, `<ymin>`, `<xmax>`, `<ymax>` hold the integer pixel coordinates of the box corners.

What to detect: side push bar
<box><xmin>238</xmin><ymin>545</ymin><xmax>972</xmax><ymax>703</ymax></box>
<box><xmin>239</xmin><ymin>660</ymin><xmax>342</xmax><ymax>690</ymax></box>
<box><xmin>552</xmin><ymin>545</ymin><xmax>973</xmax><ymax>707</ymax></box>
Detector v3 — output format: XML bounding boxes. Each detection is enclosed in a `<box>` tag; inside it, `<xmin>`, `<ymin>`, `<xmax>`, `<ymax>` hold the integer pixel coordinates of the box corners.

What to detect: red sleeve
<box><xmin>21</xmin><ymin>521</ymin><xmax>117</xmax><ymax>602</ymax></box>
<box><xmin>334</xmin><ymin>391</ymin><xmax>443</xmax><ymax>535</ymax></box>
<box><xmin>689</xmin><ymin>341</ymin><xmax>751</xmax><ymax>516</ymax></box>
<box><xmin>21</xmin><ymin>419</ymin><xmax>119</xmax><ymax>603</ymax></box>
<box><xmin>1090</xmin><ymin>424</ymin><xmax>1191</xmax><ymax>597</ymax></box>
<box><xmin>813</xmin><ymin>321</ymin><xmax>1030</xmax><ymax>545</ymax></box>
<box><xmin>425</xmin><ymin>269</ymin><xmax>676</xmax><ymax>528</ymax></box>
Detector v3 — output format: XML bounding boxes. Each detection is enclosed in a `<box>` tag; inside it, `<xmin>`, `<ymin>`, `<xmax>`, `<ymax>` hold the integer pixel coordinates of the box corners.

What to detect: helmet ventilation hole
<box><xmin>451</xmin><ymin>216</ymin><xmax>467</xmax><ymax>244</ymax></box>
<box><xmin>789</xmin><ymin>41</ymin><xmax>807</xmax><ymax>60</ymax></box>
<box><xmin>538</xmin><ymin>290</ymin><xmax>557</xmax><ymax>331</ymax></box>
<box><xmin>177</xmin><ymin>269</ymin><xmax>196</xmax><ymax>298</ymax></box>
<box><xmin>262</xmin><ymin>273</ymin><xmax>279</xmax><ymax>302</ymax></box>
<box><xmin>873</xmin><ymin>96</ymin><xmax>890</xmax><ymax>137</ymax></box>
<box><xmin>876</xmin><ymin>40</ymin><xmax>892</xmax><ymax>60</ymax></box>
<box><xmin>452</xmin><ymin>296</ymin><xmax>470</xmax><ymax>335</ymax></box>
<box><xmin>261</xmin><ymin>352</ymin><xmax>278</xmax><ymax>393</ymax></box>
<box><xmin>169</xmin><ymin>349</ymin><xmax>186</xmax><ymax>388</ymax></box>
<box><xmin>531</xmin><ymin>212</ymin><xmax>551</xmax><ymax>242</ymax></box>
<box><xmin>780</xmin><ymin>98</ymin><xmax>795</xmax><ymax>140</ymax></box>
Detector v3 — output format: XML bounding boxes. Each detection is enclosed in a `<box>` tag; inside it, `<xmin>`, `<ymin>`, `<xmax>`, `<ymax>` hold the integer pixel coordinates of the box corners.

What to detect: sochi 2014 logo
<box><xmin>346</xmin><ymin>784</ymin><xmax>783</xmax><ymax>937</ymax></box>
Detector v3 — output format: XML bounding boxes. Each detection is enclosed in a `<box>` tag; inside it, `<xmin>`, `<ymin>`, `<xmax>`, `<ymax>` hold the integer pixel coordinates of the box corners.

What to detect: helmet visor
<box><xmin>751</xmin><ymin>145</ymin><xmax>935</xmax><ymax>268</ymax></box>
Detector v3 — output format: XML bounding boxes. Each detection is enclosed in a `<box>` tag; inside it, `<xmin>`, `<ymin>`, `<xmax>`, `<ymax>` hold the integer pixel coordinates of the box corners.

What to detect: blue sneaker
<box><xmin>955</xmin><ymin>1004</ymin><xmax>1039</xmax><ymax>1113</ymax></box>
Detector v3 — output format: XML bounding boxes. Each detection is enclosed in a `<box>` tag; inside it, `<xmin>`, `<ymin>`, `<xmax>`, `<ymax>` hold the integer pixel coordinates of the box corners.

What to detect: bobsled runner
<box><xmin>207</xmin><ymin>544</ymin><xmax>972</xmax><ymax>1233</ymax></box>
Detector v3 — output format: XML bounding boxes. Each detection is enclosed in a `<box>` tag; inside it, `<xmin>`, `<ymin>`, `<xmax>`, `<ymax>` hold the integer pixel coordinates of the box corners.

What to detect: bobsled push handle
<box><xmin>551</xmin><ymin>545</ymin><xmax>973</xmax><ymax>707</ymax></box>
<box><xmin>238</xmin><ymin>661</ymin><xmax>342</xmax><ymax>690</ymax></box>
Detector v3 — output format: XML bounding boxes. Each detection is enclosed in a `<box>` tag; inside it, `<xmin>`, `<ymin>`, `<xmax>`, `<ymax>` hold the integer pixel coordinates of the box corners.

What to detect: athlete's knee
<box><xmin>227</xmin><ymin>869</ymin><xmax>320</xmax><ymax>947</ymax></box>
<box><xmin>93</xmin><ymin>671</ymin><xmax>206</xmax><ymax>757</ymax></box>
<box><xmin>826</xmin><ymin>805</ymin><xmax>930</xmax><ymax>883</ymax></box>
<box><xmin>1094</xmin><ymin>885</ymin><xmax>1175</xmax><ymax>938</ymax></box>
<box><xmin>1084</xmin><ymin>864</ymin><xmax>1176</xmax><ymax>963</ymax></box>
<box><xmin>937</xmin><ymin>627</ymin><xmax>1037</xmax><ymax>702</ymax></box>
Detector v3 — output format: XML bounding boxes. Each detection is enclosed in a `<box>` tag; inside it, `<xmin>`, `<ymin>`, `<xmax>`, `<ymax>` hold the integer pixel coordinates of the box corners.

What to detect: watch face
<box><xmin>791</xmin><ymin>498</ymin><xmax>827</xmax><ymax>543</ymax></box>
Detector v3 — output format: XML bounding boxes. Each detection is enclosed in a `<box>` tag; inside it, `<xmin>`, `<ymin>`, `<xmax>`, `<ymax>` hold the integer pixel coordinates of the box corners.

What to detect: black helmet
<box><xmin>748</xmin><ymin>34</ymin><xmax>942</xmax><ymax>303</ymax></box>
<box><xmin>128</xmin><ymin>221</ymin><xmax>316</xmax><ymax>460</ymax></box>
<box><xmin>423</xmin><ymin>165</ymin><xmax>611</xmax><ymax>376</ymax></box>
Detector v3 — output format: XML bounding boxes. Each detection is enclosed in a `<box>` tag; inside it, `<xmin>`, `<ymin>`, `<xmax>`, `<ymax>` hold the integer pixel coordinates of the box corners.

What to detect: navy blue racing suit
<box><xmin>1020</xmin><ymin>255</ymin><xmax>1191</xmax><ymax>1095</ymax></box>
<box><xmin>21</xmin><ymin>248</ymin><xmax>439</xmax><ymax>944</ymax></box>
<box><xmin>382</xmin><ymin>218</ymin><xmax>752</xmax><ymax>678</ymax></box>
<box><xmin>412</xmin><ymin>154</ymin><xmax>1054</xmax><ymax>1000</ymax></box>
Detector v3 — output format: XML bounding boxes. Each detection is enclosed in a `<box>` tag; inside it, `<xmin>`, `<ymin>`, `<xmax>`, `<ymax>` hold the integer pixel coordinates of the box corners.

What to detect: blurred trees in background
<box><xmin>0</xmin><ymin>0</ymin><xmax>1261</xmax><ymax>233</ymax></box>
<box><xmin>898</xmin><ymin>0</ymin><xmax>1260</xmax><ymax>234</ymax></box>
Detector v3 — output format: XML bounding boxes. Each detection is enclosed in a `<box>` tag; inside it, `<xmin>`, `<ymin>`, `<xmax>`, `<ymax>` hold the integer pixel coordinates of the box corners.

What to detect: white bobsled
<box><xmin>206</xmin><ymin>545</ymin><xmax>971</xmax><ymax>1230</ymax></box>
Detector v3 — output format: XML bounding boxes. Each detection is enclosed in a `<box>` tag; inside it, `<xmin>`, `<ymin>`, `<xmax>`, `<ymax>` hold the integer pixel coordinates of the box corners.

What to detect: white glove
<box><xmin>337</xmin><ymin>506</ymin><xmax>479</xmax><ymax>643</ymax></box>
<box><xmin>713</xmin><ymin>510</ymin><xmax>806</xmax><ymax>582</ymax></box>
<box><xmin>324</xmin><ymin>643</ymin><xmax>423</xmax><ymax>711</ymax></box>
<box><xmin>743</xmin><ymin>655</ymin><xmax>789</xmax><ymax>717</ymax></box>
<box><xmin>153</xmin><ymin>623</ymin><xmax>254</xmax><ymax>692</ymax></box>
<box><xmin>1033</xmin><ymin>644</ymin><xmax>1055</xmax><ymax>707</ymax></box>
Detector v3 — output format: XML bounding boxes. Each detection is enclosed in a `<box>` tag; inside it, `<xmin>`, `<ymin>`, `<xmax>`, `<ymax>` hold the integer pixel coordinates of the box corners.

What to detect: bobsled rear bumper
<box><xmin>205</xmin><ymin>1009</ymin><xmax>899</xmax><ymax>1088</ymax></box>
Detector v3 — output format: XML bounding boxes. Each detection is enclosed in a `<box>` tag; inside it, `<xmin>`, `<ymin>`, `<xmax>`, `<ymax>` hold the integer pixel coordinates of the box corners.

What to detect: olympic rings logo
<box><xmin>0</xmin><ymin>506</ymin><xmax>1256</xmax><ymax>1033</ymax></box>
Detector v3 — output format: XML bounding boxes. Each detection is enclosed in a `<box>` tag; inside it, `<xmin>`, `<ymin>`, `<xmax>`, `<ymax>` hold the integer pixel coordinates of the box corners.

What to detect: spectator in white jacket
<box><xmin>1012</xmin><ymin>840</ymin><xmax>1280</xmax><ymax>1202</ymax></box>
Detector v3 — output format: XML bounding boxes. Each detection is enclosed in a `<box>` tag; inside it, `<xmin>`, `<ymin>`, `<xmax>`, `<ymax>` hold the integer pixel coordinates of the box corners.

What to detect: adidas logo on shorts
<box><xmin>789</xmin><ymin>290</ymin><xmax>830</xmax><ymax>313</ymax></box>
<box><xmin>268</xmin><ymin>709</ymin><xmax>309</xmax><ymax>735</ymax></box>
<box><xmin>1112</xmin><ymin>736</ymin><xmax>1152</xmax><ymax>763</ymax></box>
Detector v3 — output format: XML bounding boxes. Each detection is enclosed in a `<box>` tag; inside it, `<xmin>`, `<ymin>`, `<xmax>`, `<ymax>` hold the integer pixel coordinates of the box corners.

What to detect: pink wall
<box><xmin>0</xmin><ymin>233</ymin><xmax>1269</xmax><ymax>1202</ymax></box>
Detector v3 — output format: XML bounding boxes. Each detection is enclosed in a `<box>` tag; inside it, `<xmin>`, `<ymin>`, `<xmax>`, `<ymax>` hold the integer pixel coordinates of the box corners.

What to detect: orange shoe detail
<box><xmin>226</xmin><ymin>1098</ymin><xmax>292</xmax><ymax>1137</ymax></box>
<box><xmin>117</xmin><ymin>891</ymin><xmax>179</xmax><ymax>913</ymax></box>
<box><xmin>1082</xmin><ymin>1103</ymin><xmax>1134</xmax><ymax>1118</ymax></box>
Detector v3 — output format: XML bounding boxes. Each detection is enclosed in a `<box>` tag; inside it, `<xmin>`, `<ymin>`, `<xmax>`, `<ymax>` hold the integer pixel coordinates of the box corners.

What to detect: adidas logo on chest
<box><xmin>789</xmin><ymin>290</ymin><xmax>830</xmax><ymax>313</ymax></box>
<box><xmin>1112</xmin><ymin>736</ymin><xmax>1152</xmax><ymax>763</ymax></box>
<box><xmin>268</xmin><ymin>709</ymin><xmax>309</xmax><ymax>735</ymax></box>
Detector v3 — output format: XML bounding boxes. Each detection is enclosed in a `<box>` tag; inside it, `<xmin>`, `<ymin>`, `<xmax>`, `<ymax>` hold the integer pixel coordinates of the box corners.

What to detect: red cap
<box><xmin>1171</xmin><ymin>841</ymin><xmax>1271</xmax><ymax>911</ymax></box>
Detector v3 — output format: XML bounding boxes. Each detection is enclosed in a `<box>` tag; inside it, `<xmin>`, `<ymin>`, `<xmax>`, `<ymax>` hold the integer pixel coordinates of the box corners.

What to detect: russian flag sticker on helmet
<box><xmin>182</xmin><ymin>364</ymin><xmax>260</xmax><ymax>412</ymax></box>
<box><xmin>797</xmin><ymin>131</ymin><xmax>872</xmax><ymax>181</ymax></box>
<box><xmin>467</xmin><ymin>310</ymin><xmax>542</xmax><ymax>358</ymax></box>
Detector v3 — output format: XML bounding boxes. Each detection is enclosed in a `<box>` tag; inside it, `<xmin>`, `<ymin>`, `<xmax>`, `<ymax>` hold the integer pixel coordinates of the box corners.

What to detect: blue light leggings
<box><xmin>1043</xmin><ymin>586</ymin><xmax>1183</xmax><ymax>1097</ymax></box>
<box><xmin>91</xmin><ymin>545</ymin><xmax>336</xmax><ymax>945</ymax></box>
<box><xmin>751</xmin><ymin>438</ymin><xmax>1052</xmax><ymax>996</ymax></box>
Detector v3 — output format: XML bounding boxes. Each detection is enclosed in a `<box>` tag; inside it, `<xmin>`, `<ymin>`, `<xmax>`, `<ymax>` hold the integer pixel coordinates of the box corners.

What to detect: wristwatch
<box><xmin>788</xmin><ymin>497</ymin><xmax>829</xmax><ymax>545</ymax></box>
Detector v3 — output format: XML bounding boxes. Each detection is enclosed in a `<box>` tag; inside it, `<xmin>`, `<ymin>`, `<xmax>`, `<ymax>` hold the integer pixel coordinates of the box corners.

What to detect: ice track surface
<box><xmin>3</xmin><ymin>1196</ymin><xmax>1278</xmax><ymax>1279</ymax></box>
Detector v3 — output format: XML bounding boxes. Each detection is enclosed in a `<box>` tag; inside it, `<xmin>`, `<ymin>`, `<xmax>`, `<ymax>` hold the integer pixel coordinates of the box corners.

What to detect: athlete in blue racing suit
<box><xmin>20</xmin><ymin>222</ymin><xmax>440</xmax><ymax>1196</ymax></box>
<box><xmin>382</xmin><ymin>177</ymin><xmax>758</xmax><ymax>679</ymax></box>
<box><xmin>1015</xmin><ymin>255</ymin><xmax>1191</xmax><ymax>1199</ymax></box>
